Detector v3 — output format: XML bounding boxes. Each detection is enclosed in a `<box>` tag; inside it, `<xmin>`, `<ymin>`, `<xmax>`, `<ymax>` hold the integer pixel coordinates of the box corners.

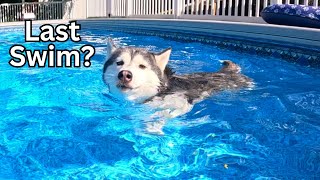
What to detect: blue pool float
<box><xmin>261</xmin><ymin>4</ymin><xmax>320</xmax><ymax>28</ymax></box>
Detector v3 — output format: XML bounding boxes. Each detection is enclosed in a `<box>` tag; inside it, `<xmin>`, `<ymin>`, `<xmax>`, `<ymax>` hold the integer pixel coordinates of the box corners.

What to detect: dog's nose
<box><xmin>118</xmin><ymin>70</ymin><xmax>133</xmax><ymax>82</ymax></box>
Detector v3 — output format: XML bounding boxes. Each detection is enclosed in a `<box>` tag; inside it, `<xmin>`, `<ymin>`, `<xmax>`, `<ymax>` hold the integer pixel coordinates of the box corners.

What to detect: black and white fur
<box><xmin>103</xmin><ymin>39</ymin><xmax>253</xmax><ymax>133</ymax></box>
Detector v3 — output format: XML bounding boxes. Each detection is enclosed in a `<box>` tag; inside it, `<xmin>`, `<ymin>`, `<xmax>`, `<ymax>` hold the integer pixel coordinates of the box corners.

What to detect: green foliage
<box><xmin>1</xmin><ymin>0</ymin><xmax>21</xmax><ymax>3</ymax></box>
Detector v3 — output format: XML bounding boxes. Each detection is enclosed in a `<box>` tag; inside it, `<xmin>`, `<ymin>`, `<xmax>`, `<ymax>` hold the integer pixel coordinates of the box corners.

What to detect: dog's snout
<box><xmin>118</xmin><ymin>70</ymin><xmax>133</xmax><ymax>82</ymax></box>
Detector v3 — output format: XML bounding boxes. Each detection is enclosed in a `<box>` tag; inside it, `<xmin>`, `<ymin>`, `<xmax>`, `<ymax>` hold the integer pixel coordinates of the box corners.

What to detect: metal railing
<box><xmin>0</xmin><ymin>1</ymin><xmax>64</xmax><ymax>23</ymax></box>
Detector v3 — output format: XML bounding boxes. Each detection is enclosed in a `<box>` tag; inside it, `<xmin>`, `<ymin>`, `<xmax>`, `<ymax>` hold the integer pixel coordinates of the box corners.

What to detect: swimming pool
<box><xmin>0</xmin><ymin>23</ymin><xmax>319</xmax><ymax>179</ymax></box>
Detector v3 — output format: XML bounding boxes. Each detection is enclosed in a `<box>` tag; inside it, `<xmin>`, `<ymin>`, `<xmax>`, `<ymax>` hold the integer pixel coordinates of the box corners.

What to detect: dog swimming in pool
<box><xmin>103</xmin><ymin>38</ymin><xmax>253</xmax><ymax>134</ymax></box>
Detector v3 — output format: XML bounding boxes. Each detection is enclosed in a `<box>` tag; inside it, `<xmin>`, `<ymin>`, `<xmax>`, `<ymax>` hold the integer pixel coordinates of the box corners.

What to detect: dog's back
<box><xmin>156</xmin><ymin>60</ymin><xmax>253</xmax><ymax>104</ymax></box>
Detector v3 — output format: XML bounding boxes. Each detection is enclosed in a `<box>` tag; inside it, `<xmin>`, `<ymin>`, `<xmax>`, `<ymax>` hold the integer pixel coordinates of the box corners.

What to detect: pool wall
<box><xmin>77</xmin><ymin>19</ymin><xmax>320</xmax><ymax>67</ymax></box>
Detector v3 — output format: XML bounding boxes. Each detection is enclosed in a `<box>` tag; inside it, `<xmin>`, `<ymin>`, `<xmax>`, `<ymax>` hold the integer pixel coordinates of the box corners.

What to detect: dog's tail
<box><xmin>219</xmin><ymin>60</ymin><xmax>241</xmax><ymax>74</ymax></box>
<box><xmin>219</xmin><ymin>60</ymin><xmax>255</xmax><ymax>88</ymax></box>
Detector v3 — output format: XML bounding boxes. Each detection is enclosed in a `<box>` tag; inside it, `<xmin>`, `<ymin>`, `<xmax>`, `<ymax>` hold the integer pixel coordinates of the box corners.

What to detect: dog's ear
<box><xmin>107</xmin><ymin>38</ymin><xmax>117</xmax><ymax>57</ymax></box>
<box><xmin>154</xmin><ymin>47</ymin><xmax>171</xmax><ymax>72</ymax></box>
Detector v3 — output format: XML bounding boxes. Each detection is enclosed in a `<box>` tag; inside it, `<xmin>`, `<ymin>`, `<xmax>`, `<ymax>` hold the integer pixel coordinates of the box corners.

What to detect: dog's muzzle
<box><xmin>118</xmin><ymin>70</ymin><xmax>133</xmax><ymax>83</ymax></box>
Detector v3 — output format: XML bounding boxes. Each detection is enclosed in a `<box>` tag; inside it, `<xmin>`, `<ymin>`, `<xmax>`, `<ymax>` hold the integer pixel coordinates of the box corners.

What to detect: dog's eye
<box><xmin>116</xmin><ymin>61</ymin><xmax>124</xmax><ymax>66</ymax></box>
<box><xmin>139</xmin><ymin>64</ymin><xmax>146</xmax><ymax>69</ymax></box>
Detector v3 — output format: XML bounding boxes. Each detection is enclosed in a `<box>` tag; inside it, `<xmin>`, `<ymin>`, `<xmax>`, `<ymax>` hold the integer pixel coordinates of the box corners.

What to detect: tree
<box><xmin>0</xmin><ymin>0</ymin><xmax>22</xmax><ymax>3</ymax></box>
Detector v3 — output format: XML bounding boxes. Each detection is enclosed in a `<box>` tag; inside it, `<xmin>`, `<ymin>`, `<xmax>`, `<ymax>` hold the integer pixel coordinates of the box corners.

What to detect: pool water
<box><xmin>0</xmin><ymin>27</ymin><xmax>319</xmax><ymax>179</ymax></box>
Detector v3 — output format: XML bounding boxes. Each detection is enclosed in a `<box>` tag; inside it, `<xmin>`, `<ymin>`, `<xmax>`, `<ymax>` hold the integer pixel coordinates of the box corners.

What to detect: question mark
<box><xmin>80</xmin><ymin>45</ymin><xmax>95</xmax><ymax>67</ymax></box>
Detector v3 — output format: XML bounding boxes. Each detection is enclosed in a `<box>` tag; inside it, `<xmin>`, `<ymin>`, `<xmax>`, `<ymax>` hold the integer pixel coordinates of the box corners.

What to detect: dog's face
<box><xmin>103</xmin><ymin>39</ymin><xmax>171</xmax><ymax>102</ymax></box>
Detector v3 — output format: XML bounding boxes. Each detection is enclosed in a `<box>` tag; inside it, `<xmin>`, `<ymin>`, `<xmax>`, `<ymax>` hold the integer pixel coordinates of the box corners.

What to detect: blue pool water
<box><xmin>0</xmin><ymin>26</ymin><xmax>319</xmax><ymax>179</ymax></box>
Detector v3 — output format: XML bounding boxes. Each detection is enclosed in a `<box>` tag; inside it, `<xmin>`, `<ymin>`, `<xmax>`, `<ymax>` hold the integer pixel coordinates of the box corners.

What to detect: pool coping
<box><xmin>2</xmin><ymin>18</ymin><xmax>319</xmax><ymax>48</ymax></box>
<box><xmin>76</xmin><ymin>18</ymin><xmax>320</xmax><ymax>67</ymax></box>
<box><xmin>77</xmin><ymin>18</ymin><xmax>320</xmax><ymax>50</ymax></box>
<box><xmin>80</xmin><ymin>18</ymin><xmax>319</xmax><ymax>31</ymax></box>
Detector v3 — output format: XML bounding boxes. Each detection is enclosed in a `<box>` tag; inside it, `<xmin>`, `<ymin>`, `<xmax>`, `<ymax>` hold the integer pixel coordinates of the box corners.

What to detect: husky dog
<box><xmin>103</xmin><ymin>39</ymin><xmax>253</xmax><ymax>133</ymax></box>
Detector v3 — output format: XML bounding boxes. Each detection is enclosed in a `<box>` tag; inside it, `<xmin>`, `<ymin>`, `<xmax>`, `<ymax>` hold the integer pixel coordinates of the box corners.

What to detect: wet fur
<box><xmin>103</xmin><ymin>41</ymin><xmax>253</xmax><ymax>122</ymax></box>
<box><xmin>145</xmin><ymin>61</ymin><xmax>253</xmax><ymax>104</ymax></box>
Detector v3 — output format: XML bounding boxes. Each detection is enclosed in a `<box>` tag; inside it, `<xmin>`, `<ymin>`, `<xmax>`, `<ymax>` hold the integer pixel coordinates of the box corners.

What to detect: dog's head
<box><xmin>103</xmin><ymin>39</ymin><xmax>172</xmax><ymax>102</ymax></box>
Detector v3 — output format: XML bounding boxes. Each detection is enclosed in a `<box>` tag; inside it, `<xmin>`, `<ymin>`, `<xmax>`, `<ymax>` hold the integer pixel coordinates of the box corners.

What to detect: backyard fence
<box><xmin>0</xmin><ymin>0</ymin><xmax>319</xmax><ymax>23</ymax></box>
<box><xmin>87</xmin><ymin>0</ymin><xmax>109</xmax><ymax>18</ymax></box>
<box><xmin>106</xmin><ymin>0</ymin><xmax>319</xmax><ymax>22</ymax></box>
<box><xmin>0</xmin><ymin>1</ymin><xmax>64</xmax><ymax>23</ymax></box>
